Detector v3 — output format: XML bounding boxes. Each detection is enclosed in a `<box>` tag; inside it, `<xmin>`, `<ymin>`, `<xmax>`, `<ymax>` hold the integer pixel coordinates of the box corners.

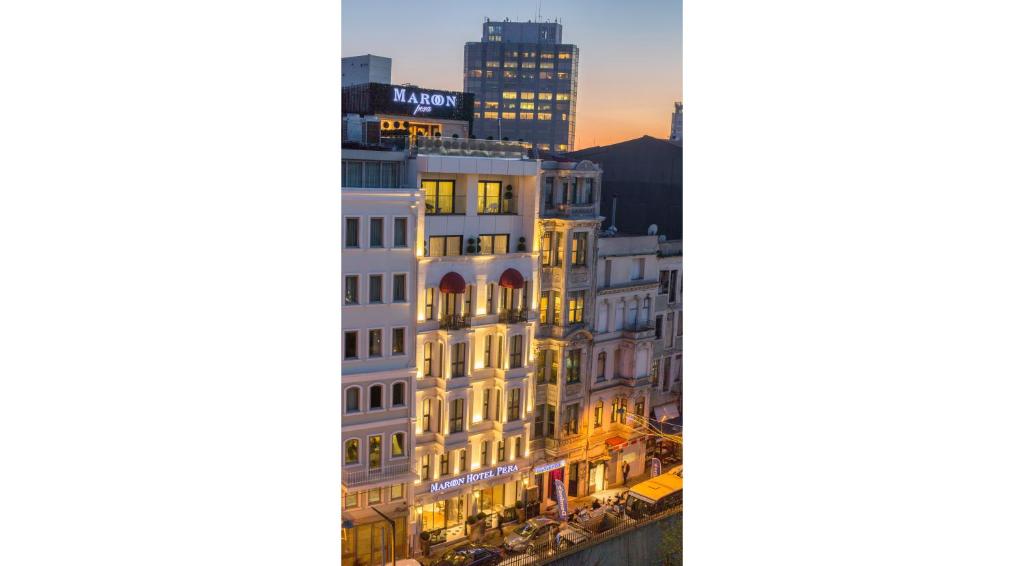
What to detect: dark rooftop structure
<box><xmin>567</xmin><ymin>136</ymin><xmax>682</xmax><ymax>239</ymax></box>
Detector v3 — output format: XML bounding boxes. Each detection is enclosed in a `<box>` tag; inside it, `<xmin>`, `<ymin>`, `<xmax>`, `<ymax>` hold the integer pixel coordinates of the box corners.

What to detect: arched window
<box><xmin>369</xmin><ymin>384</ymin><xmax>383</xmax><ymax>410</ymax></box>
<box><xmin>391</xmin><ymin>432</ymin><xmax>406</xmax><ymax>458</ymax></box>
<box><xmin>392</xmin><ymin>382</ymin><xmax>406</xmax><ymax>407</ymax></box>
<box><xmin>344</xmin><ymin>387</ymin><xmax>360</xmax><ymax>413</ymax></box>
<box><xmin>344</xmin><ymin>439</ymin><xmax>359</xmax><ymax>464</ymax></box>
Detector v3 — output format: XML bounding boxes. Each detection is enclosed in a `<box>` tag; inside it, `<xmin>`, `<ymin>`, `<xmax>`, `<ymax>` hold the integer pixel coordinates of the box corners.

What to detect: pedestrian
<box><xmin>622</xmin><ymin>460</ymin><xmax>631</xmax><ymax>485</ymax></box>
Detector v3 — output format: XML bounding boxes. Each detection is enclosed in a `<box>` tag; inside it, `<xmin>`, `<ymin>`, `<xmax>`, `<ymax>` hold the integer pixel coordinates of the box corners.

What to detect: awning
<box><xmin>439</xmin><ymin>271</ymin><xmax>466</xmax><ymax>294</ymax></box>
<box><xmin>654</xmin><ymin>403</ymin><xmax>681</xmax><ymax>421</ymax></box>
<box><xmin>651</xmin><ymin>415</ymin><xmax>683</xmax><ymax>434</ymax></box>
<box><xmin>498</xmin><ymin>268</ymin><xmax>525</xmax><ymax>289</ymax></box>
<box><xmin>605</xmin><ymin>436</ymin><xmax>627</xmax><ymax>449</ymax></box>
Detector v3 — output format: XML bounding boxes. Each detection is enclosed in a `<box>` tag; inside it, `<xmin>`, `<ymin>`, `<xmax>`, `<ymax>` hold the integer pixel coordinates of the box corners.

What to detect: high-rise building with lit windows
<box><xmin>464</xmin><ymin>19</ymin><xmax>579</xmax><ymax>152</ymax></box>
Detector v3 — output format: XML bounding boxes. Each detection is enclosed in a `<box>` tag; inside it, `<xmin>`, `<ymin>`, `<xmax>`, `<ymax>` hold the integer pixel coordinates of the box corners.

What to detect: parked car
<box><xmin>432</xmin><ymin>544</ymin><xmax>503</xmax><ymax>566</ymax></box>
<box><xmin>502</xmin><ymin>517</ymin><xmax>588</xmax><ymax>555</ymax></box>
<box><xmin>554</xmin><ymin>522</ymin><xmax>590</xmax><ymax>550</ymax></box>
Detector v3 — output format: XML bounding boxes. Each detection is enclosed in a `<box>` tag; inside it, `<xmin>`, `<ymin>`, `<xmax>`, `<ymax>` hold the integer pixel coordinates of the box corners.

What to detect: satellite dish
<box><xmin>658</xmin><ymin>235</ymin><xmax>667</xmax><ymax>242</ymax></box>
<box><xmin>647</xmin><ymin>224</ymin><xmax>658</xmax><ymax>235</ymax></box>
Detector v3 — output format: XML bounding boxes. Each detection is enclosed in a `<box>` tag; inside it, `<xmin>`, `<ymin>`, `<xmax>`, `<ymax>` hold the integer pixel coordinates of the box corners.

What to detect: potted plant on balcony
<box><xmin>419</xmin><ymin>531</ymin><xmax>431</xmax><ymax>558</ymax></box>
<box><xmin>517</xmin><ymin>237</ymin><xmax>527</xmax><ymax>252</ymax></box>
<box><xmin>466</xmin><ymin>237</ymin><xmax>477</xmax><ymax>254</ymax></box>
<box><xmin>515</xmin><ymin>500</ymin><xmax>526</xmax><ymax>522</ymax></box>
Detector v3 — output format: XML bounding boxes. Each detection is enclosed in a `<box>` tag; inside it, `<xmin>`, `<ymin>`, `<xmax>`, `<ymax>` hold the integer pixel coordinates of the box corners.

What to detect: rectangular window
<box><xmin>631</xmin><ymin>258</ymin><xmax>644</xmax><ymax>280</ymax></box>
<box><xmin>538</xmin><ymin>91</ymin><xmax>552</xmax><ymax>99</ymax></box>
<box><xmin>519</xmin><ymin>112</ymin><xmax>534</xmax><ymax>120</ymax></box>
<box><xmin>521</xmin><ymin>62</ymin><xmax>536</xmax><ymax>69</ymax></box>
<box><xmin>392</xmin><ymin>432</ymin><xmax>405</xmax><ymax>457</ymax></box>
<box><xmin>369</xmin><ymin>217</ymin><xmax>384</xmax><ymax>247</ymax></box>
<box><xmin>425</xmin><ymin>288</ymin><xmax>435</xmax><ymax>319</ymax></box>
<box><xmin>486</xmin><ymin>284</ymin><xmax>495</xmax><ymax>314</ymax></box>
<box><xmin>344</xmin><ymin>275</ymin><xmax>358</xmax><ymax>305</ymax></box>
<box><xmin>502</xmin><ymin>91</ymin><xmax>517</xmax><ymax>99</ymax></box>
<box><xmin>477</xmin><ymin>181</ymin><xmax>505</xmax><ymax>214</ymax></box>
<box><xmin>567</xmin><ymin>404</ymin><xmax>581</xmax><ymax>435</ymax></box>
<box><xmin>392</xmin><ymin>328</ymin><xmax>405</xmax><ymax>355</ymax></box>
<box><xmin>440</xmin><ymin>452</ymin><xmax>450</xmax><ymax>476</ymax></box>
<box><xmin>344</xmin><ymin>331</ymin><xmax>358</xmax><ymax>359</ymax></box>
<box><xmin>510</xmin><ymin>335</ymin><xmax>523</xmax><ymax>368</ymax></box>
<box><xmin>420</xmin><ymin>454</ymin><xmax>430</xmax><ymax>479</ymax></box>
<box><xmin>483</xmin><ymin>111</ymin><xmax>499</xmax><ymax>119</ymax></box>
<box><xmin>497</xmin><ymin>439</ymin><xmax>506</xmax><ymax>462</ymax></box>
<box><xmin>369</xmin><ymin>275</ymin><xmax>383</xmax><ymax>303</ymax></box>
<box><xmin>345</xmin><ymin>218</ymin><xmax>359</xmax><ymax>248</ymax></box>
<box><xmin>566</xmin><ymin>349</ymin><xmax>581</xmax><ymax>383</ymax></box>
<box><xmin>568</xmin><ymin>291</ymin><xmax>585</xmax><ymax>324</ymax></box>
<box><xmin>482</xmin><ymin>387</ymin><xmax>490</xmax><ymax>419</ymax></box>
<box><xmin>507</xmin><ymin>388</ymin><xmax>521</xmax><ymax>422</ymax></box>
<box><xmin>481</xmin><ymin>440</ymin><xmax>490</xmax><ymax>464</ymax></box>
<box><xmin>427</xmin><ymin>235</ymin><xmax>463</xmax><ymax>257</ymax></box>
<box><xmin>484</xmin><ymin>101</ymin><xmax>499</xmax><ymax>109</ymax></box>
<box><xmin>496</xmin><ymin>336</ymin><xmax>503</xmax><ymax>369</ymax></box>
<box><xmin>478</xmin><ymin>234</ymin><xmax>509</xmax><ymax>255</ymax></box>
<box><xmin>669</xmin><ymin>270</ymin><xmax>678</xmax><ymax>303</ymax></box>
<box><xmin>539</xmin><ymin>292</ymin><xmax>549</xmax><ymax>324</ymax></box>
<box><xmin>422</xmin><ymin>398</ymin><xmax>432</xmax><ymax>431</ymax></box>
<box><xmin>421</xmin><ymin>179</ymin><xmax>463</xmax><ymax>214</ymax></box>
<box><xmin>390</xmin><ymin>484</ymin><xmax>404</xmax><ymax>500</ymax></box>
<box><xmin>392</xmin><ymin>273</ymin><xmax>406</xmax><ymax>302</ymax></box>
<box><xmin>458</xmin><ymin>449</ymin><xmax>467</xmax><ymax>473</ymax></box>
<box><xmin>369</xmin><ymin>435</ymin><xmax>382</xmax><ymax>469</ymax></box>
<box><xmin>655</xmin><ymin>315</ymin><xmax>664</xmax><ymax>339</ymax></box>
<box><xmin>449</xmin><ymin>398</ymin><xmax>464</xmax><ymax>433</ymax></box>
<box><xmin>463</xmin><ymin>285</ymin><xmax>473</xmax><ymax>315</ymax></box>
<box><xmin>501</xmin><ymin>112</ymin><xmax>516</xmax><ymax>120</ymax></box>
<box><xmin>451</xmin><ymin>343</ymin><xmax>466</xmax><ymax>378</ymax></box>
<box><xmin>343</xmin><ymin>161</ymin><xmax>363</xmax><ymax>186</ymax></box>
<box><xmin>519</xmin><ymin>101</ymin><xmax>535</xmax><ymax>110</ymax></box>
<box><xmin>571</xmin><ymin>233</ymin><xmax>587</xmax><ymax>266</ymax></box>
<box><xmin>537</xmin><ymin>113</ymin><xmax>552</xmax><ymax>120</ymax></box>
<box><xmin>393</xmin><ymin>218</ymin><xmax>408</xmax><ymax>248</ymax></box>
<box><xmin>367</xmin><ymin>487</ymin><xmax>381</xmax><ymax>504</ymax></box>
<box><xmin>533</xmin><ymin>406</ymin><xmax>544</xmax><ymax>437</ymax></box>
<box><xmin>659</xmin><ymin>270</ymin><xmax>671</xmax><ymax>294</ymax></box>
<box><xmin>368</xmin><ymin>329</ymin><xmax>382</xmax><ymax>357</ymax></box>
<box><xmin>556</xmin><ymin>93</ymin><xmax>570</xmax><ymax>101</ymax></box>
<box><xmin>594</xmin><ymin>401</ymin><xmax>604</xmax><ymax>427</ymax></box>
<box><xmin>484</xmin><ymin>336</ymin><xmax>492</xmax><ymax>368</ymax></box>
<box><xmin>545</xmin><ymin>404</ymin><xmax>555</xmax><ymax>436</ymax></box>
<box><xmin>344</xmin><ymin>492</ymin><xmax>358</xmax><ymax>509</ymax></box>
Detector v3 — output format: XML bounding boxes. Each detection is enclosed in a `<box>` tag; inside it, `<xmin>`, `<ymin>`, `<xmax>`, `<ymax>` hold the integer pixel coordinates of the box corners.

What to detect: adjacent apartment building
<box><xmin>464</xmin><ymin>19</ymin><xmax>579</xmax><ymax>152</ymax></box>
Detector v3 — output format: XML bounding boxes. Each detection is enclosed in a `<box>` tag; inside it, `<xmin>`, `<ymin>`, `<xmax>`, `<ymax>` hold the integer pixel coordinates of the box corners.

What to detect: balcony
<box><xmin>414</xmin><ymin>136</ymin><xmax>531</xmax><ymax>159</ymax></box>
<box><xmin>622</xmin><ymin>322</ymin><xmax>656</xmax><ymax>341</ymax></box>
<box><xmin>543</xmin><ymin>202</ymin><xmax>597</xmax><ymax>218</ymax></box>
<box><xmin>497</xmin><ymin>309</ymin><xmax>528</xmax><ymax>324</ymax></box>
<box><xmin>343</xmin><ymin>460</ymin><xmax>417</xmax><ymax>488</ymax></box>
<box><xmin>439</xmin><ymin>314</ymin><xmax>471</xmax><ymax>330</ymax></box>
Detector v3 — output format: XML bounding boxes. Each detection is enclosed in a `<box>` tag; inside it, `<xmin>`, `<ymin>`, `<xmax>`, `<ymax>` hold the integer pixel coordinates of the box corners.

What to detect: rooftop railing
<box><xmin>415</xmin><ymin>136</ymin><xmax>532</xmax><ymax>159</ymax></box>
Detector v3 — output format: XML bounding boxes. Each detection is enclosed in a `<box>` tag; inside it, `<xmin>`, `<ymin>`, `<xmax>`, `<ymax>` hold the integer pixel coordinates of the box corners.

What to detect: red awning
<box><xmin>605</xmin><ymin>436</ymin><xmax>627</xmax><ymax>448</ymax></box>
<box><xmin>498</xmin><ymin>268</ymin><xmax>525</xmax><ymax>289</ymax></box>
<box><xmin>439</xmin><ymin>272</ymin><xmax>466</xmax><ymax>294</ymax></box>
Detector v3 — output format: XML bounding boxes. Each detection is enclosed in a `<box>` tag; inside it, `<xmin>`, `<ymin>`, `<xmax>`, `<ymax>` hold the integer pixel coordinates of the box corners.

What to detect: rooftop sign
<box><xmin>342</xmin><ymin>83</ymin><xmax>474</xmax><ymax>122</ymax></box>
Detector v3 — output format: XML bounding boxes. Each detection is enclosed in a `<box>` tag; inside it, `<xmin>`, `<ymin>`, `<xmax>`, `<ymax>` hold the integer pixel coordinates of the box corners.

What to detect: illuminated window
<box><xmin>504</xmin><ymin>61</ymin><xmax>517</xmax><ymax>68</ymax></box>
<box><xmin>486</xmin><ymin>61</ymin><xmax>500</xmax><ymax>67</ymax></box>
<box><xmin>537</xmin><ymin>143</ymin><xmax>550</xmax><ymax>150</ymax></box>
<box><xmin>538</xmin><ymin>92</ymin><xmax>552</xmax><ymax>100</ymax></box>
<box><xmin>421</xmin><ymin>180</ymin><xmax>461</xmax><ymax>215</ymax></box>
<box><xmin>468</xmin><ymin>69</ymin><xmax>483</xmax><ymax>78</ymax></box>
<box><xmin>558</xmin><ymin>52</ymin><xmax>572</xmax><ymax>59</ymax></box>
<box><xmin>473</xmin><ymin>112</ymin><xmax>481</xmax><ymax>119</ymax></box>
<box><xmin>540</xmin><ymin>62</ymin><xmax>554</xmax><ymax>69</ymax></box>
<box><xmin>557</xmin><ymin>144</ymin><xmax>569</xmax><ymax>151</ymax></box>
<box><xmin>556</xmin><ymin>93</ymin><xmax>570</xmax><ymax>101</ymax></box>
<box><xmin>539</xmin><ymin>72</ymin><xmax>553</xmax><ymax>80</ymax></box>
<box><xmin>521</xmin><ymin>62</ymin><xmax>536</xmax><ymax>69</ymax></box>
<box><xmin>483</xmin><ymin>111</ymin><xmax>498</xmax><ymax>119</ymax></box>
<box><xmin>502</xmin><ymin>91</ymin><xmax>517</xmax><ymax>99</ymax></box>
<box><xmin>505</xmin><ymin>102</ymin><xmax>517</xmax><ymax>110</ymax></box>
<box><xmin>537</xmin><ymin>113</ymin><xmax>551</xmax><ymax>120</ymax></box>
<box><xmin>503</xmin><ymin>71</ymin><xmax>517</xmax><ymax>79</ymax></box>
<box><xmin>519</xmin><ymin>102</ymin><xmax>535</xmax><ymax>110</ymax></box>
<box><xmin>485</xmin><ymin>70</ymin><xmax>495</xmax><ymax>78</ymax></box>
<box><xmin>501</xmin><ymin>112</ymin><xmax>516</xmax><ymax>120</ymax></box>
<box><xmin>540</xmin><ymin>52</ymin><xmax>554</xmax><ymax>59</ymax></box>
<box><xmin>561</xmin><ymin>113</ymin><xmax>568</xmax><ymax>120</ymax></box>
<box><xmin>484</xmin><ymin>101</ymin><xmax>499</xmax><ymax>109</ymax></box>
<box><xmin>538</xmin><ymin>103</ymin><xmax>552</xmax><ymax>111</ymax></box>
<box><xmin>557</xmin><ymin>72</ymin><xmax>569</xmax><ymax>80</ymax></box>
<box><xmin>568</xmin><ymin>291</ymin><xmax>585</xmax><ymax>324</ymax></box>
<box><xmin>520</xmin><ymin>92</ymin><xmax>535</xmax><ymax>100</ymax></box>
<box><xmin>519</xmin><ymin>112</ymin><xmax>534</xmax><ymax>120</ymax></box>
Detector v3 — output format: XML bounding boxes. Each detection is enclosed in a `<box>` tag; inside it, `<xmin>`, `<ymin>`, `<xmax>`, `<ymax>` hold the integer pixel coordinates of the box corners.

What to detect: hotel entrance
<box><xmin>419</xmin><ymin>494</ymin><xmax>465</xmax><ymax>543</ymax></box>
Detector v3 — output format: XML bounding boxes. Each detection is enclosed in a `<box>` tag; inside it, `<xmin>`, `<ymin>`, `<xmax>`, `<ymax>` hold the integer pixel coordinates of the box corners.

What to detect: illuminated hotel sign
<box><xmin>532</xmin><ymin>460</ymin><xmax>566</xmax><ymax>474</ymax></box>
<box><xmin>392</xmin><ymin>87</ymin><xmax>458</xmax><ymax>116</ymax></box>
<box><xmin>342</xmin><ymin>83</ymin><xmax>474</xmax><ymax>122</ymax></box>
<box><xmin>428</xmin><ymin>464</ymin><xmax>520</xmax><ymax>494</ymax></box>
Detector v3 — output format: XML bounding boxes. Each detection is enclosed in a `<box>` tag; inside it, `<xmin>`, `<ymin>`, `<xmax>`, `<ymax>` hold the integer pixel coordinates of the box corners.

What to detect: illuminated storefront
<box><xmin>342</xmin><ymin>517</ymin><xmax>408</xmax><ymax>566</ymax></box>
<box><xmin>413</xmin><ymin>463</ymin><xmax>525</xmax><ymax>543</ymax></box>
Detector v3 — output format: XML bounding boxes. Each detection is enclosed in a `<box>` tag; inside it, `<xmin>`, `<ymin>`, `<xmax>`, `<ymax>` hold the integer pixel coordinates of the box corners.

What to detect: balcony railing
<box><xmin>543</xmin><ymin>202</ymin><xmax>597</xmax><ymax>218</ymax></box>
<box><xmin>622</xmin><ymin>322</ymin><xmax>656</xmax><ymax>340</ymax></box>
<box><xmin>439</xmin><ymin>314</ymin><xmax>471</xmax><ymax>330</ymax></box>
<box><xmin>415</xmin><ymin>136</ymin><xmax>531</xmax><ymax>159</ymax></box>
<box><xmin>343</xmin><ymin>460</ymin><xmax>417</xmax><ymax>488</ymax></box>
<box><xmin>498</xmin><ymin>309</ymin><xmax>528</xmax><ymax>324</ymax></box>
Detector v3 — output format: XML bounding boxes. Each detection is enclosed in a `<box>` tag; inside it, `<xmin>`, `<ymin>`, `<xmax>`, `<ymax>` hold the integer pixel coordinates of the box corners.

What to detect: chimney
<box><xmin>610</xmin><ymin>195</ymin><xmax>618</xmax><ymax>231</ymax></box>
